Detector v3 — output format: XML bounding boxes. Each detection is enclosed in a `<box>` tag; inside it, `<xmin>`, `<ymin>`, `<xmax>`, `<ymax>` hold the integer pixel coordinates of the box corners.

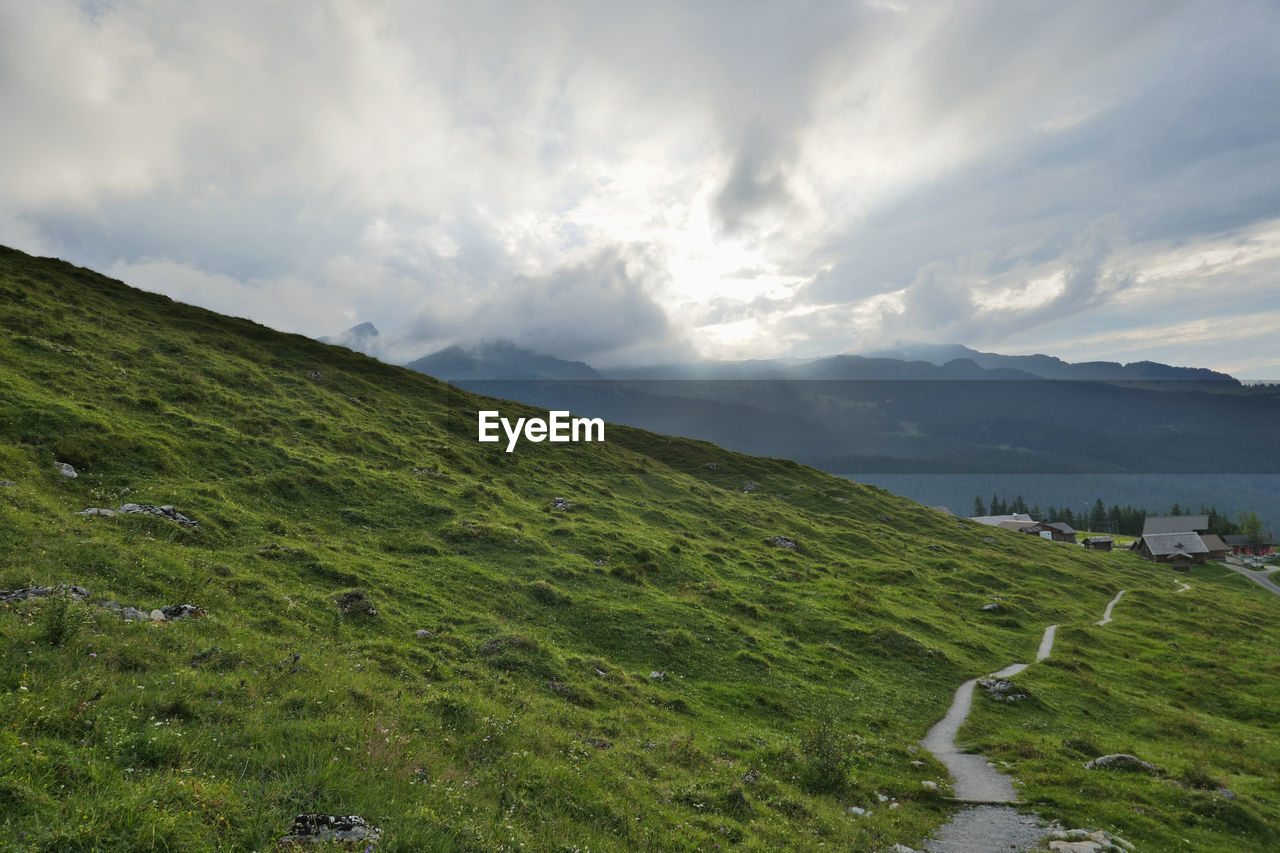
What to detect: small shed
<box><xmin>1043</xmin><ymin>522</ymin><xmax>1077</xmax><ymax>543</ymax></box>
<box><xmin>1082</xmin><ymin>536</ymin><xmax>1114</xmax><ymax>552</ymax></box>
<box><xmin>1169</xmin><ymin>552</ymin><xmax>1193</xmax><ymax>572</ymax></box>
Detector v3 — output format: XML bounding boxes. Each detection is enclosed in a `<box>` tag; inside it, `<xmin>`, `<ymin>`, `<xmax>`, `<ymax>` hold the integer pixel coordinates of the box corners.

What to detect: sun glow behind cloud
<box><xmin>1</xmin><ymin>1</ymin><xmax>1278</xmax><ymax>374</ymax></box>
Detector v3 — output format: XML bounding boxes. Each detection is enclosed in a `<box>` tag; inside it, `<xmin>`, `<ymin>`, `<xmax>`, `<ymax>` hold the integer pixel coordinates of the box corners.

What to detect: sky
<box><xmin>2</xmin><ymin>1</ymin><xmax>1279</xmax><ymax>377</ymax></box>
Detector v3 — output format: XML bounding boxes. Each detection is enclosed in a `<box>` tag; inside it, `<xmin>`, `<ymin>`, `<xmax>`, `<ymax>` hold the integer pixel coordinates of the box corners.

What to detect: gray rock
<box><xmin>649</xmin><ymin>670</ymin><xmax>666</xmax><ymax>680</ymax></box>
<box><xmin>740</xmin><ymin>767</ymin><xmax>760</xmax><ymax>784</ymax></box>
<box><xmin>980</xmin><ymin>602</ymin><xmax>1000</xmax><ymax>612</ymax></box>
<box><xmin>116</xmin><ymin>503</ymin><xmax>198</xmax><ymax>528</ymax></box>
<box><xmin>1215</xmin><ymin>786</ymin><xmax>1236</xmax><ymax>800</ymax></box>
<box><xmin>920</xmin><ymin>780</ymin><xmax>939</xmax><ymax>792</ymax></box>
<box><xmin>308</xmin><ymin>370</ymin><xmax>323</xmax><ymax>381</ymax></box>
<box><xmin>1048</xmin><ymin>842</ymin><xmax>1104</xmax><ymax>853</ymax></box>
<box><xmin>149</xmin><ymin>609</ymin><xmax>166</xmax><ymax>621</ymax></box>
<box><xmin>550</xmin><ymin>497</ymin><xmax>573</xmax><ymax>511</ymax></box>
<box><xmin>878</xmin><ymin>515</ymin><xmax>890</xmax><ymax>522</ymax></box>
<box><xmin>54</xmin><ymin>461</ymin><xmax>77</xmax><ymax>478</ymax></box>
<box><xmin>765</xmin><ymin>536</ymin><xmax>798</xmax><ymax>550</ymax></box>
<box><xmin>705</xmin><ymin>462</ymin><xmax>718</xmax><ymax>470</ymax></box>
<box><xmin>77</xmin><ymin>507</ymin><xmax>117</xmax><ymax>518</ymax></box>
<box><xmin>280</xmin><ymin>814</ymin><xmax>381</xmax><ymax>846</ymax></box>
<box><xmin>415</xmin><ymin>629</ymin><xmax>434</xmax><ymax>639</ymax></box>
<box><xmin>0</xmin><ymin>585</ymin><xmax>90</xmax><ymax>603</ymax></box>
<box><xmin>847</xmin><ymin>806</ymin><xmax>868</xmax><ymax>816</ymax></box>
<box><xmin>0</xmin><ymin>480</ymin><xmax>14</xmax><ymax>487</ymax></box>
<box><xmin>891</xmin><ymin>845</ymin><xmax>921</xmax><ymax>853</ymax></box>
<box><xmin>742</xmin><ymin>481</ymin><xmax>758</xmax><ymax>493</ymax></box>
<box><xmin>978</xmin><ymin>677</ymin><xmax>1027</xmax><ymax>700</ymax></box>
<box><xmin>120</xmin><ymin>606</ymin><xmax>149</xmax><ymax>621</ymax></box>
<box><xmin>1083</xmin><ymin>753</ymin><xmax>1159</xmax><ymax>773</ymax></box>
<box><xmin>160</xmin><ymin>604</ymin><xmax>204</xmax><ymax>620</ymax></box>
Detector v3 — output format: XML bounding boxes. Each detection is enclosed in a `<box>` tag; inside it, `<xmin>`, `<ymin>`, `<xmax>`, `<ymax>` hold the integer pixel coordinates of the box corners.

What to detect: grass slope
<box><xmin>0</xmin><ymin>244</ymin><xmax>1277</xmax><ymax>852</ymax></box>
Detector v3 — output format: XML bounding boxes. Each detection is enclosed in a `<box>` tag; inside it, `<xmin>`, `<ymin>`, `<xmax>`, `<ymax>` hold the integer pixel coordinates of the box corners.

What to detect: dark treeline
<box><xmin>972</xmin><ymin>494</ymin><xmax>1242</xmax><ymax>537</ymax></box>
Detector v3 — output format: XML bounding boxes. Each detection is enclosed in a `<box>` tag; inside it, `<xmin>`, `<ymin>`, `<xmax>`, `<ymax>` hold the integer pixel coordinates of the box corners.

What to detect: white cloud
<box><xmin>1</xmin><ymin>0</ymin><xmax>1278</xmax><ymax>372</ymax></box>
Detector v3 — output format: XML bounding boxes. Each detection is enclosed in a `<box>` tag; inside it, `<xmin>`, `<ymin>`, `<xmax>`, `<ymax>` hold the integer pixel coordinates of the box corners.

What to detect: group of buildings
<box><xmin>970</xmin><ymin>512</ymin><xmax>1273</xmax><ymax>570</ymax></box>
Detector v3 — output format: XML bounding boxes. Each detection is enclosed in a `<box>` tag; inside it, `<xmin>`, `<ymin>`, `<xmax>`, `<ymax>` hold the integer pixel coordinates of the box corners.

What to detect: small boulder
<box><xmin>54</xmin><ymin>461</ymin><xmax>78</xmax><ymax>478</ymax></box>
<box><xmin>765</xmin><ymin>536</ymin><xmax>797</xmax><ymax>550</ymax></box>
<box><xmin>920</xmin><ymin>780</ymin><xmax>939</xmax><ymax>792</ymax></box>
<box><xmin>648</xmin><ymin>670</ymin><xmax>666</xmax><ymax>681</ymax></box>
<box><xmin>978</xmin><ymin>677</ymin><xmax>1028</xmax><ymax>701</ymax></box>
<box><xmin>0</xmin><ymin>480</ymin><xmax>15</xmax><ymax>487</ymax></box>
<box><xmin>160</xmin><ymin>604</ymin><xmax>204</xmax><ymax>620</ymax></box>
<box><xmin>1083</xmin><ymin>753</ymin><xmax>1159</xmax><ymax>773</ymax></box>
<box><xmin>415</xmin><ymin>629</ymin><xmax>434</xmax><ymax>639</ymax></box>
<box><xmin>980</xmin><ymin>602</ymin><xmax>1000</xmax><ymax>612</ymax></box>
<box><xmin>705</xmin><ymin>462</ymin><xmax>718</xmax><ymax>470</ymax></box>
<box><xmin>550</xmin><ymin>497</ymin><xmax>573</xmax><ymax>511</ymax></box>
<box><xmin>1048</xmin><ymin>842</ymin><xmax>1104</xmax><ymax>853</ymax></box>
<box><xmin>149</xmin><ymin>609</ymin><xmax>166</xmax><ymax>622</ymax></box>
<box><xmin>280</xmin><ymin>813</ymin><xmax>380</xmax><ymax>846</ymax></box>
<box><xmin>740</xmin><ymin>767</ymin><xmax>760</xmax><ymax>784</ymax></box>
<box><xmin>742</xmin><ymin>481</ymin><xmax>758</xmax><ymax>493</ymax></box>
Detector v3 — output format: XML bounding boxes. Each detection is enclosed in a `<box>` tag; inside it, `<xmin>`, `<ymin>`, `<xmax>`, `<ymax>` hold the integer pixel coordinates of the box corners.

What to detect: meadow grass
<box><xmin>0</xmin><ymin>245</ymin><xmax>1277</xmax><ymax>851</ymax></box>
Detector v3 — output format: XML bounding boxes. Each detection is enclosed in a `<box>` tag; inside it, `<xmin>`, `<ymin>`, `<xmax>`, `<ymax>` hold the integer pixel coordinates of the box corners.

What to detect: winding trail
<box><xmin>918</xmin><ymin>607</ymin><xmax>1108</xmax><ymax>851</ymax></box>
<box><xmin>1096</xmin><ymin>590</ymin><xmax>1126</xmax><ymax>625</ymax></box>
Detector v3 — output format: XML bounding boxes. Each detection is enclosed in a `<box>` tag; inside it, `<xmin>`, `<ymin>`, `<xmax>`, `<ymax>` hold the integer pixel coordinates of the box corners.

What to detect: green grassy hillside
<box><xmin>1</xmin><ymin>245</ymin><xmax>1277</xmax><ymax>851</ymax></box>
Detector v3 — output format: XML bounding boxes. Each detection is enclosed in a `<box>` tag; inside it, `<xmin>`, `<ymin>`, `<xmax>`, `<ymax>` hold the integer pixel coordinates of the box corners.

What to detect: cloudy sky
<box><xmin>3</xmin><ymin>1</ymin><xmax>1279</xmax><ymax>376</ymax></box>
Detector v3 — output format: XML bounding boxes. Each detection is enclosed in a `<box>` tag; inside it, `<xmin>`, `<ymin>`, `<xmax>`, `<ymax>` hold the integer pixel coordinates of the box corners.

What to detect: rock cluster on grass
<box><xmin>279</xmin><ymin>813</ymin><xmax>381</xmax><ymax>847</ymax></box>
<box><xmin>550</xmin><ymin>497</ymin><xmax>573</xmax><ymax>511</ymax></box>
<box><xmin>765</xmin><ymin>536</ymin><xmax>798</xmax><ymax>550</ymax></box>
<box><xmin>101</xmin><ymin>601</ymin><xmax>205</xmax><ymax>622</ymax></box>
<box><xmin>1046</xmin><ymin>827</ymin><xmax>1135</xmax><ymax>852</ymax></box>
<box><xmin>0</xmin><ymin>585</ymin><xmax>203</xmax><ymax>622</ymax></box>
<box><xmin>1083</xmin><ymin>753</ymin><xmax>1160</xmax><ymax>773</ymax></box>
<box><xmin>0</xmin><ymin>585</ymin><xmax>90</xmax><ymax>603</ymax></box>
<box><xmin>978</xmin><ymin>677</ymin><xmax>1028</xmax><ymax>702</ymax></box>
<box><xmin>78</xmin><ymin>503</ymin><xmax>198</xmax><ymax>528</ymax></box>
<box><xmin>0</xmin><ymin>480</ymin><xmax>15</xmax><ymax>487</ymax></box>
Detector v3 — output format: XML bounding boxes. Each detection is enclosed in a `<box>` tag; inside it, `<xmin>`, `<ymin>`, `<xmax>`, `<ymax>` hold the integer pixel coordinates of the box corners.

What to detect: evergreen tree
<box><xmin>1090</xmin><ymin>498</ymin><xmax>1107</xmax><ymax>531</ymax></box>
<box><xmin>1012</xmin><ymin>495</ymin><xmax>1028</xmax><ymax>514</ymax></box>
<box><xmin>990</xmin><ymin>493</ymin><xmax>1000</xmax><ymax>516</ymax></box>
<box><xmin>973</xmin><ymin>496</ymin><xmax>987</xmax><ymax>516</ymax></box>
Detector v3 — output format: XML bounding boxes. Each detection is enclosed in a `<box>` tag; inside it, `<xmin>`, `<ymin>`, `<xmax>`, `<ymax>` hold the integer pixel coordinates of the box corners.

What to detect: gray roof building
<box><xmin>1142</xmin><ymin>515</ymin><xmax>1209</xmax><ymax>536</ymax></box>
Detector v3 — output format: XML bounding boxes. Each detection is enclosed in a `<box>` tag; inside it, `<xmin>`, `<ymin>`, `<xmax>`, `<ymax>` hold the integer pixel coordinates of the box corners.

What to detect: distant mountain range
<box><xmin>379</xmin><ymin>338</ymin><xmax>1277</xmax><ymax>482</ymax></box>
<box><xmin>386</xmin><ymin>337</ymin><xmax>1239</xmax><ymax>385</ymax></box>
<box><xmin>861</xmin><ymin>343</ymin><xmax>1237</xmax><ymax>383</ymax></box>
